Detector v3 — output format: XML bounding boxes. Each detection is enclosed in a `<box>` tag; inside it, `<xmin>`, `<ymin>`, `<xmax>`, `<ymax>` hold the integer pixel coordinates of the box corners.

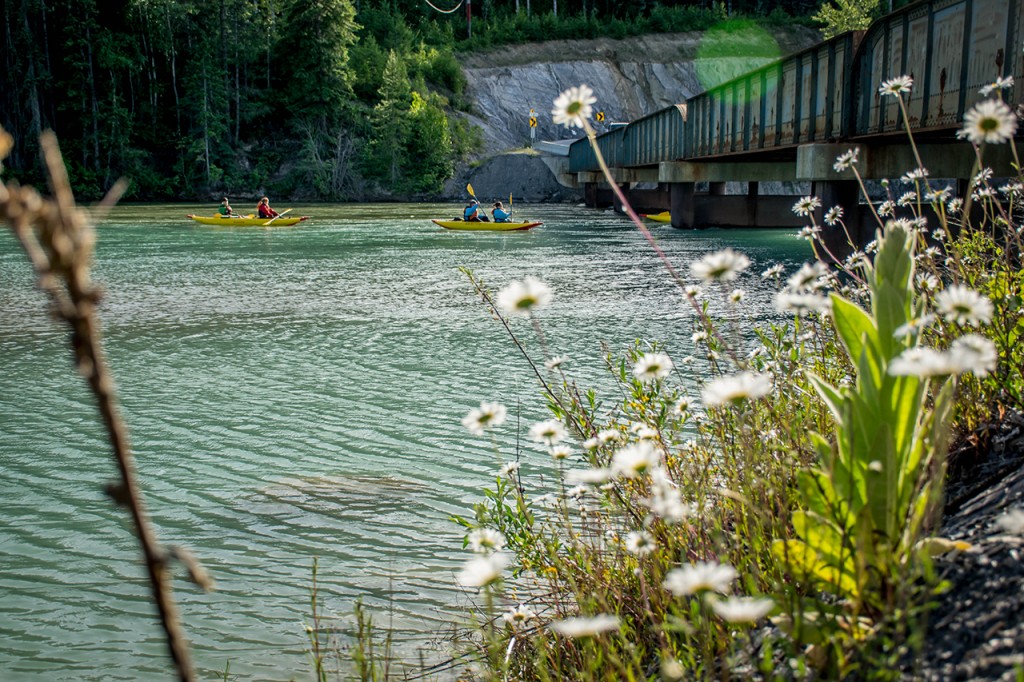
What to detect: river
<box><xmin>0</xmin><ymin>202</ymin><xmax>811</xmax><ymax>680</ymax></box>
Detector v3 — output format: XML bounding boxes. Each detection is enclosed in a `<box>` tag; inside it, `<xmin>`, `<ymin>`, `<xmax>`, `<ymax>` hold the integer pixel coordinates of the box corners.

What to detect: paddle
<box><xmin>264</xmin><ymin>208</ymin><xmax>292</xmax><ymax>225</ymax></box>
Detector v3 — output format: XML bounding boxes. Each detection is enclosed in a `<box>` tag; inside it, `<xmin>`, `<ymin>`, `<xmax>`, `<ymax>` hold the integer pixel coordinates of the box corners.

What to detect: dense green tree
<box><xmin>364</xmin><ymin>49</ymin><xmax>412</xmax><ymax>189</ymax></box>
<box><xmin>274</xmin><ymin>0</ymin><xmax>358</xmax><ymax>124</ymax></box>
<box><xmin>1</xmin><ymin>0</ymin><xmax>826</xmax><ymax>200</ymax></box>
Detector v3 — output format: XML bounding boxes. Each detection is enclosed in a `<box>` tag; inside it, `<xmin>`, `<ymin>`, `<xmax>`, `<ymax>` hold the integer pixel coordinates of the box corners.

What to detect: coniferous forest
<box><xmin>2</xmin><ymin>0</ymin><xmax>823</xmax><ymax>202</ymax></box>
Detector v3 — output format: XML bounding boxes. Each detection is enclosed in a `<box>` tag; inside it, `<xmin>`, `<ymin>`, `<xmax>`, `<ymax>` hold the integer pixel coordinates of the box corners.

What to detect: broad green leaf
<box><xmin>808</xmin><ymin>373</ymin><xmax>846</xmax><ymax>423</ymax></box>
<box><xmin>830</xmin><ymin>294</ymin><xmax>876</xmax><ymax>365</ymax></box>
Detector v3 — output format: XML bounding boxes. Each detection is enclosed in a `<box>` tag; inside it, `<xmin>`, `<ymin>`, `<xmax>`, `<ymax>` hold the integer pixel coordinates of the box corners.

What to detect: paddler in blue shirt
<box><xmin>463</xmin><ymin>198</ymin><xmax>483</xmax><ymax>221</ymax></box>
<box><xmin>491</xmin><ymin>201</ymin><xmax>512</xmax><ymax>223</ymax></box>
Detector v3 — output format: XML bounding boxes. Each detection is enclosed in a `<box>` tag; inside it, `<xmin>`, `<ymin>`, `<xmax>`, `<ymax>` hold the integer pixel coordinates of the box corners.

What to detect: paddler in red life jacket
<box><xmin>257</xmin><ymin>196</ymin><xmax>279</xmax><ymax>219</ymax></box>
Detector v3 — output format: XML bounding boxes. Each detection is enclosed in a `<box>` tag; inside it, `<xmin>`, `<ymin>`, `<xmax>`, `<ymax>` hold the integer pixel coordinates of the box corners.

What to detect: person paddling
<box><xmin>218</xmin><ymin>197</ymin><xmax>239</xmax><ymax>218</ymax></box>
<box><xmin>257</xmin><ymin>196</ymin><xmax>279</xmax><ymax>219</ymax></box>
<box><xmin>463</xmin><ymin>198</ymin><xmax>483</xmax><ymax>222</ymax></box>
<box><xmin>491</xmin><ymin>201</ymin><xmax>512</xmax><ymax>223</ymax></box>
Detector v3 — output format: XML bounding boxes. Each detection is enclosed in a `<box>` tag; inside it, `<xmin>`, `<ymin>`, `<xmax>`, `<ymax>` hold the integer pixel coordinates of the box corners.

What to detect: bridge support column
<box><xmin>670</xmin><ymin>182</ymin><xmax>696</xmax><ymax>229</ymax></box>
<box><xmin>812</xmin><ymin>180</ymin><xmax>862</xmax><ymax>262</ymax></box>
<box><xmin>709</xmin><ymin>182</ymin><xmax>727</xmax><ymax>196</ymax></box>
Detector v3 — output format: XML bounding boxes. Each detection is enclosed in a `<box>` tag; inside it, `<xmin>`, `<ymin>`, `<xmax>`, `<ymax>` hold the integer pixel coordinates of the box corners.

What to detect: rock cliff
<box><xmin>446</xmin><ymin>27</ymin><xmax>821</xmax><ymax>201</ymax></box>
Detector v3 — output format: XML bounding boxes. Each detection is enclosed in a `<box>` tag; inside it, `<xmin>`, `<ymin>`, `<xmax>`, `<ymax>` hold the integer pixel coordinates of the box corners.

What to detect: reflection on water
<box><xmin>0</xmin><ymin>203</ymin><xmax>810</xmax><ymax>680</ymax></box>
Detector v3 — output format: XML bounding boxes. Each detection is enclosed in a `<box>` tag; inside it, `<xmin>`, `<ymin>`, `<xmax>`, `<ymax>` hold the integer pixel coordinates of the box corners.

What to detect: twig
<box><xmin>1</xmin><ymin>128</ymin><xmax>206</xmax><ymax>682</ymax></box>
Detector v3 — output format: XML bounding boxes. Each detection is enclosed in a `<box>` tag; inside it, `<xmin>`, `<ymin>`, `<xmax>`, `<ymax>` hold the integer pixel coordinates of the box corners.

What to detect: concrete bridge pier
<box><xmin>670</xmin><ymin>183</ymin><xmax>695</xmax><ymax>229</ymax></box>
<box><xmin>811</xmin><ymin>179</ymin><xmax>863</xmax><ymax>261</ymax></box>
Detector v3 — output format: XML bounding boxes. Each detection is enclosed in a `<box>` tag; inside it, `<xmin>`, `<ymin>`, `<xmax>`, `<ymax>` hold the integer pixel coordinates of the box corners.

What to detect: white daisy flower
<box><xmin>550</xmin><ymin>445</ymin><xmax>572</xmax><ymax>460</ymax></box>
<box><xmin>673</xmin><ymin>396</ymin><xmax>692</xmax><ymax>414</ymax></box>
<box><xmin>959</xmin><ymin>99</ymin><xmax>1018</xmax><ymax>144</ymax></box>
<box><xmin>663</xmin><ymin>560</ymin><xmax>738</xmax><ymax>596</ymax></box>
<box><xmin>761</xmin><ymin>263</ymin><xmax>784</xmax><ymax>279</ymax></box>
<box><xmin>935</xmin><ymin>285</ymin><xmax>994</xmax><ymax>326</ymax></box>
<box><xmin>878</xmin><ymin>75</ymin><xmax>913</xmax><ymax>97</ymax></box>
<box><xmin>902</xmin><ymin>168</ymin><xmax>929</xmax><ymax>183</ymax></box>
<box><xmin>710</xmin><ymin>596</ymin><xmax>775</xmax><ymax>623</ymax></box>
<box><xmin>775</xmin><ymin>292</ymin><xmax>832</xmax><ymax>316</ymax></box>
<box><xmin>611</xmin><ymin>441</ymin><xmax>661</xmax><ymax>478</ymax></box>
<box><xmin>461</xmin><ymin>401</ymin><xmax>508</xmax><ymax>436</ymax></box>
<box><xmin>624</xmin><ymin>530</ymin><xmax>656</xmax><ymax>556</ymax></box>
<box><xmin>545</xmin><ymin>355</ymin><xmax>569</xmax><ymax>370</ymax></box>
<box><xmin>786</xmin><ymin>261</ymin><xmax>829</xmax><ymax>291</ymax></box>
<box><xmin>596</xmin><ymin>428</ymin><xmax>621</xmax><ymax>444</ymax></box>
<box><xmin>691</xmin><ymin>330</ymin><xmax>708</xmax><ymax>345</ymax></box>
<box><xmin>893</xmin><ymin>313</ymin><xmax>935</xmax><ymax>339</ymax></box>
<box><xmin>551</xmin><ymin>84</ymin><xmax>597</xmax><ymax>128</ymax></box>
<box><xmin>503</xmin><ymin>604</ymin><xmax>537</xmax><ymax>628</ymax></box>
<box><xmin>897</xmin><ymin>191</ymin><xmax>918</xmax><ymax>207</ymax></box>
<box><xmin>550</xmin><ymin>614</ymin><xmax>620</xmax><ymax>637</ymax></box>
<box><xmin>798</xmin><ymin>225</ymin><xmax>820</xmax><ymax>240</ymax></box>
<box><xmin>824</xmin><ymin>205</ymin><xmax>844</xmax><ymax>225</ymax></box>
<box><xmin>916</xmin><ymin>274</ymin><xmax>939</xmax><ymax>291</ymax></box>
<box><xmin>468</xmin><ymin>528</ymin><xmax>506</xmax><ymax>554</ymax></box>
<box><xmin>888</xmin><ymin>347</ymin><xmax>958</xmax><ymax>377</ymax></box>
<box><xmin>457</xmin><ymin>552</ymin><xmax>510</xmax><ymax>587</ymax></box>
<box><xmin>645</xmin><ymin>468</ymin><xmax>690</xmax><ymax>523</ymax></box>
<box><xmin>729</xmin><ymin>289</ymin><xmax>745</xmax><ymax>303</ymax></box>
<box><xmin>629</xmin><ymin>422</ymin><xmax>659</xmax><ymax>440</ymax></box>
<box><xmin>684</xmin><ymin>284</ymin><xmax>703</xmax><ymax>299</ymax></box>
<box><xmin>878</xmin><ymin>199</ymin><xmax>896</xmax><ymax>217</ymax></box>
<box><xmin>499</xmin><ymin>461</ymin><xmax>520</xmax><ymax>478</ymax></box>
<box><xmin>792</xmin><ymin>195</ymin><xmax>822</xmax><ymax>216</ymax></box>
<box><xmin>949</xmin><ymin>334</ymin><xmax>998</xmax><ymax>376</ymax></box>
<box><xmin>947</xmin><ymin>197</ymin><xmax>964</xmax><ymax>215</ymax></box>
<box><xmin>979</xmin><ymin>75</ymin><xmax>1014</xmax><ymax>96</ymax></box>
<box><xmin>529</xmin><ymin>418</ymin><xmax>568</xmax><ymax>445</ymax></box>
<box><xmin>566</xmin><ymin>484</ymin><xmax>589</xmax><ymax>498</ymax></box>
<box><xmin>833</xmin><ymin>147</ymin><xmax>859</xmax><ymax>172</ymax></box>
<box><xmin>633</xmin><ymin>351</ymin><xmax>674</xmax><ymax>383</ymax></box>
<box><xmin>690</xmin><ymin>248</ymin><xmax>751</xmax><ymax>283</ymax></box>
<box><xmin>702</xmin><ymin>371</ymin><xmax>773</xmax><ymax>406</ymax></box>
<box><xmin>495</xmin><ymin>276</ymin><xmax>553</xmax><ymax>316</ymax></box>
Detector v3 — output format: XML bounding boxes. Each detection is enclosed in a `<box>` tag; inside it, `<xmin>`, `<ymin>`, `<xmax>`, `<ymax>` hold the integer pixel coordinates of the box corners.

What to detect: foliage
<box><xmin>815</xmin><ymin>0</ymin><xmax>881</xmax><ymax>39</ymax></box>
<box><xmin>431</xmin><ymin>77</ymin><xmax>1022</xmax><ymax>680</ymax></box>
<box><xmin>0</xmin><ymin>0</ymin><xmax>820</xmax><ymax>200</ymax></box>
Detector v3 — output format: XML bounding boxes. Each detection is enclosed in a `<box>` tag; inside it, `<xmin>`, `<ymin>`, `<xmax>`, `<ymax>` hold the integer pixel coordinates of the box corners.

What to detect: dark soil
<box><xmin>911</xmin><ymin>412</ymin><xmax>1024</xmax><ymax>680</ymax></box>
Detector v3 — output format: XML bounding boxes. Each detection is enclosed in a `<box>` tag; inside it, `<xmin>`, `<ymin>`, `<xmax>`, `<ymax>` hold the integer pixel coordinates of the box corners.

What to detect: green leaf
<box><xmin>808</xmin><ymin>374</ymin><xmax>845</xmax><ymax>423</ymax></box>
<box><xmin>830</xmin><ymin>294</ymin><xmax>876</xmax><ymax>366</ymax></box>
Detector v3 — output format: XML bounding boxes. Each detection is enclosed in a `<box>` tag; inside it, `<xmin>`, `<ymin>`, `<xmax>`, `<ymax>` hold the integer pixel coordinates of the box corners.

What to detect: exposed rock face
<box><xmin>458</xmin><ymin>29</ymin><xmax>820</xmax><ymax>154</ymax></box>
<box><xmin>448</xmin><ymin>28</ymin><xmax>821</xmax><ymax>200</ymax></box>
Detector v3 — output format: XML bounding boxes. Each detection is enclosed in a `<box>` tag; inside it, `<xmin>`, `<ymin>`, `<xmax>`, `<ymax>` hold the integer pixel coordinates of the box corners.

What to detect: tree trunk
<box><xmin>19</xmin><ymin>0</ymin><xmax>43</xmax><ymax>142</ymax></box>
<box><xmin>166</xmin><ymin>5</ymin><xmax>181</xmax><ymax>132</ymax></box>
<box><xmin>85</xmin><ymin>24</ymin><xmax>101</xmax><ymax>172</ymax></box>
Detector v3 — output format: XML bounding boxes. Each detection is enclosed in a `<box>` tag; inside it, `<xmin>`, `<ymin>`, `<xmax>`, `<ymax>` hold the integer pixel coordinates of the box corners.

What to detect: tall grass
<box><xmin>433</xmin><ymin>75</ymin><xmax>1022</xmax><ymax>680</ymax></box>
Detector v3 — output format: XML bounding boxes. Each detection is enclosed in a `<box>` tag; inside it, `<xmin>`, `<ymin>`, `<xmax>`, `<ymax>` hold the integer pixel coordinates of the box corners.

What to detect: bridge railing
<box><xmin>567</xmin><ymin>125</ymin><xmax>626</xmax><ymax>173</ymax></box>
<box><xmin>686</xmin><ymin>32</ymin><xmax>857</xmax><ymax>158</ymax></box>
<box><xmin>621</xmin><ymin>105</ymin><xmax>688</xmax><ymax>167</ymax></box>
<box><xmin>852</xmin><ymin>0</ymin><xmax>1023</xmax><ymax>138</ymax></box>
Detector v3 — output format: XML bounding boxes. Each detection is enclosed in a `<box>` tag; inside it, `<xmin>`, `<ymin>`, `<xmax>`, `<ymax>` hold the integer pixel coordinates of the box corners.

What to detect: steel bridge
<box><xmin>559</xmin><ymin>0</ymin><xmax>1021</xmax><ymax>241</ymax></box>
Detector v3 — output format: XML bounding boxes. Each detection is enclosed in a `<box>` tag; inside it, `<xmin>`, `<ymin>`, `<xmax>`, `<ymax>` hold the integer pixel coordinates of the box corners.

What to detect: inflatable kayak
<box><xmin>432</xmin><ymin>219</ymin><xmax>542</xmax><ymax>231</ymax></box>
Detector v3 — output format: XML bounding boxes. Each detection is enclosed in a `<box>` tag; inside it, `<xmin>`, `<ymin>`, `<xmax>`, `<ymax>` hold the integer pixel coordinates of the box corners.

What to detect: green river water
<box><xmin>0</xmin><ymin>202</ymin><xmax>811</xmax><ymax>680</ymax></box>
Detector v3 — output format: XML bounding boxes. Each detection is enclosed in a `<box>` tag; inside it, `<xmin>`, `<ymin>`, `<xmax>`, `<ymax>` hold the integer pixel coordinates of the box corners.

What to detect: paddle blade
<box><xmin>467</xmin><ymin>183</ymin><xmax>476</xmax><ymax>198</ymax></box>
<box><xmin>509</xmin><ymin>192</ymin><xmax>513</xmax><ymax>209</ymax></box>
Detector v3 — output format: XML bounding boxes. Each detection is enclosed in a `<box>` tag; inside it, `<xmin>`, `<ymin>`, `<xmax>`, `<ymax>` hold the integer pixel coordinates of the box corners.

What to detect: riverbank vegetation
<box><xmin>2</xmin><ymin>0</ymin><xmax>824</xmax><ymax>203</ymax></box>
<box><xmin>415</xmin><ymin>80</ymin><xmax>1023</xmax><ymax>680</ymax></box>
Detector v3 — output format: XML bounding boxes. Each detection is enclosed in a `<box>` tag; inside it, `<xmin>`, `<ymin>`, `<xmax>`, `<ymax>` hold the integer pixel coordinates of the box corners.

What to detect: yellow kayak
<box><xmin>640</xmin><ymin>211</ymin><xmax>671</xmax><ymax>223</ymax></box>
<box><xmin>432</xmin><ymin>219</ymin><xmax>542</xmax><ymax>231</ymax></box>
<box><xmin>187</xmin><ymin>214</ymin><xmax>309</xmax><ymax>226</ymax></box>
